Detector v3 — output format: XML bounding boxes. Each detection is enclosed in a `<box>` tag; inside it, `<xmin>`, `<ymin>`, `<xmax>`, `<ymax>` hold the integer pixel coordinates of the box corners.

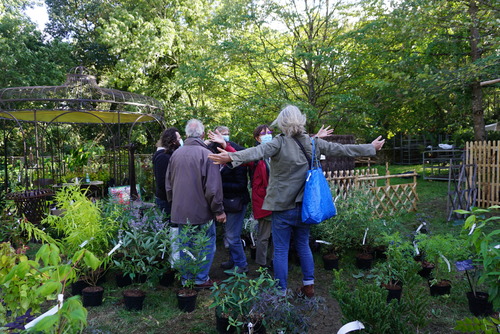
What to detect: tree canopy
<box><xmin>2</xmin><ymin>0</ymin><xmax>499</xmax><ymax>147</ymax></box>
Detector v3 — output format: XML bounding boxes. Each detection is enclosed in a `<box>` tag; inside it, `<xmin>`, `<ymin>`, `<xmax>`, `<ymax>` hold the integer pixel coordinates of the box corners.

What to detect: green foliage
<box><xmin>42</xmin><ymin>186</ymin><xmax>118</xmax><ymax>257</ymax></box>
<box><xmin>313</xmin><ymin>186</ymin><xmax>387</xmax><ymax>254</ymax></box>
<box><xmin>172</xmin><ymin>222</ymin><xmax>213</xmax><ymax>290</ymax></box>
<box><xmin>332</xmin><ymin>269</ymin><xmax>429</xmax><ymax>334</ymax></box>
<box><xmin>210</xmin><ymin>268</ymin><xmax>278</xmax><ymax>330</ymax></box>
<box><xmin>455</xmin><ymin>206</ymin><xmax>500</xmax><ymax>310</ymax></box>
<box><xmin>0</xmin><ymin>242</ymin><xmax>94</xmax><ymax>331</ymax></box>
<box><xmin>415</xmin><ymin>233</ymin><xmax>469</xmax><ymax>283</ymax></box>
<box><xmin>369</xmin><ymin>232</ymin><xmax>421</xmax><ymax>286</ymax></box>
<box><xmin>112</xmin><ymin>206</ymin><xmax>172</xmax><ymax>283</ymax></box>
<box><xmin>28</xmin><ymin>295</ymin><xmax>88</xmax><ymax>334</ymax></box>
<box><xmin>455</xmin><ymin>316</ymin><xmax>500</xmax><ymax>334</ymax></box>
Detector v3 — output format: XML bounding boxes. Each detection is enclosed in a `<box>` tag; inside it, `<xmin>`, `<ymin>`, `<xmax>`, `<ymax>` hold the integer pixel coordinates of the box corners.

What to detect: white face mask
<box><xmin>178</xmin><ymin>139</ymin><xmax>184</xmax><ymax>147</ymax></box>
<box><xmin>222</xmin><ymin>135</ymin><xmax>230</xmax><ymax>142</ymax></box>
<box><xmin>260</xmin><ymin>134</ymin><xmax>272</xmax><ymax>144</ymax></box>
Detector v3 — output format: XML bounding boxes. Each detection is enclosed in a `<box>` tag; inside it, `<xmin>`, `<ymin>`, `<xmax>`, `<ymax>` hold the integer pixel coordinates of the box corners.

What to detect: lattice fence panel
<box><xmin>465</xmin><ymin>140</ymin><xmax>500</xmax><ymax>207</ymax></box>
<box><xmin>368</xmin><ymin>183</ymin><xmax>418</xmax><ymax>217</ymax></box>
<box><xmin>326</xmin><ymin>168</ymin><xmax>418</xmax><ymax>217</ymax></box>
<box><xmin>325</xmin><ymin>168</ymin><xmax>379</xmax><ymax>199</ymax></box>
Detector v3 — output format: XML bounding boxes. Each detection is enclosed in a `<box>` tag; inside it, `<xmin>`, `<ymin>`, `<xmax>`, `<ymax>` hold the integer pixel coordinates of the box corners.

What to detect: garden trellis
<box><xmin>326</xmin><ymin>167</ymin><xmax>418</xmax><ymax>217</ymax></box>
<box><xmin>0</xmin><ymin>66</ymin><xmax>164</xmax><ymax>223</ymax></box>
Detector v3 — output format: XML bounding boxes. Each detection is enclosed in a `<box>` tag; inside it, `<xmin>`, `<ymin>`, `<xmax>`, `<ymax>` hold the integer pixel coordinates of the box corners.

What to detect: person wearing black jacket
<box><xmin>209</xmin><ymin>126</ymin><xmax>250</xmax><ymax>274</ymax></box>
<box><xmin>153</xmin><ymin>127</ymin><xmax>182</xmax><ymax>219</ymax></box>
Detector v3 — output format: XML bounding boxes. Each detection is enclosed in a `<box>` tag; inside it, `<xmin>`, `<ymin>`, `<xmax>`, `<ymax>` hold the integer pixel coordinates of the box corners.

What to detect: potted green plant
<box><xmin>455</xmin><ymin>205</ymin><xmax>500</xmax><ymax>313</ymax></box>
<box><xmin>172</xmin><ymin>222</ymin><xmax>213</xmax><ymax>313</ymax></box>
<box><xmin>0</xmin><ymin>242</ymin><xmax>97</xmax><ymax>332</ymax></box>
<box><xmin>368</xmin><ymin>232</ymin><xmax>421</xmax><ymax>302</ymax></box>
<box><xmin>112</xmin><ymin>206</ymin><xmax>171</xmax><ymax>286</ymax></box>
<box><xmin>210</xmin><ymin>268</ymin><xmax>276</xmax><ymax>333</ymax></box>
<box><xmin>415</xmin><ymin>233</ymin><xmax>468</xmax><ymax>296</ymax></box>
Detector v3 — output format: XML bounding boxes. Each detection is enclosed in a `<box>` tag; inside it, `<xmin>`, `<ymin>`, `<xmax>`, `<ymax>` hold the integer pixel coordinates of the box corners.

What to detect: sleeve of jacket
<box><xmin>316</xmin><ymin>138</ymin><xmax>376</xmax><ymax>157</ymax></box>
<box><xmin>229</xmin><ymin>137</ymin><xmax>281</xmax><ymax>167</ymax></box>
<box><xmin>205</xmin><ymin>159</ymin><xmax>225</xmax><ymax>215</ymax></box>
<box><xmin>165</xmin><ymin>163</ymin><xmax>173</xmax><ymax>202</ymax></box>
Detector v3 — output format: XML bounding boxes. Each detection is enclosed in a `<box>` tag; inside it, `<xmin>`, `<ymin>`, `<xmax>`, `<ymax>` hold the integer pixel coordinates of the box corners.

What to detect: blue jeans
<box><xmin>272</xmin><ymin>204</ymin><xmax>314</xmax><ymax>291</ymax></box>
<box><xmin>179</xmin><ymin>222</ymin><xmax>216</xmax><ymax>285</ymax></box>
<box><xmin>225</xmin><ymin>204</ymin><xmax>248</xmax><ymax>268</ymax></box>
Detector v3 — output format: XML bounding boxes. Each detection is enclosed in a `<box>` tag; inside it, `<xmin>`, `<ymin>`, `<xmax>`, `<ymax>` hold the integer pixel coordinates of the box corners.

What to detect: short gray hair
<box><xmin>185</xmin><ymin>119</ymin><xmax>205</xmax><ymax>138</ymax></box>
<box><xmin>272</xmin><ymin>105</ymin><xmax>306</xmax><ymax>136</ymax></box>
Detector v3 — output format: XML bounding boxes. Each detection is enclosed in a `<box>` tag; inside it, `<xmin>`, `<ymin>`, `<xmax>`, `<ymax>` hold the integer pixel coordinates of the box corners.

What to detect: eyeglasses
<box><xmin>260</xmin><ymin>130</ymin><xmax>273</xmax><ymax>135</ymax></box>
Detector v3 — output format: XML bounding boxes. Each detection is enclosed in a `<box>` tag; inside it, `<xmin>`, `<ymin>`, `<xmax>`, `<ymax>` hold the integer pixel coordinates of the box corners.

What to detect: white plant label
<box><xmin>107</xmin><ymin>240</ymin><xmax>122</xmax><ymax>257</ymax></box>
<box><xmin>416</xmin><ymin>222</ymin><xmax>426</xmax><ymax>233</ymax></box>
<box><xmin>250</xmin><ymin>231</ymin><xmax>256</xmax><ymax>247</ymax></box>
<box><xmin>182</xmin><ymin>249</ymin><xmax>196</xmax><ymax>260</ymax></box>
<box><xmin>413</xmin><ymin>241</ymin><xmax>420</xmax><ymax>255</ymax></box>
<box><xmin>337</xmin><ymin>320</ymin><xmax>365</xmax><ymax>334</ymax></box>
<box><xmin>440</xmin><ymin>253</ymin><xmax>451</xmax><ymax>272</ymax></box>
<box><xmin>316</xmin><ymin>240</ymin><xmax>332</xmax><ymax>245</ymax></box>
<box><xmin>362</xmin><ymin>228</ymin><xmax>369</xmax><ymax>245</ymax></box>
<box><xmin>25</xmin><ymin>294</ymin><xmax>64</xmax><ymax>329</ymax></box>
<box><xmin>468</xmin><ymin>223</ymin><xmax>476</xmax><ymax>235</ymax></box>
<box><xmin>79</xmin><ymin>237</ymin><xmax>94</xmax><ymax>248</ymax></box>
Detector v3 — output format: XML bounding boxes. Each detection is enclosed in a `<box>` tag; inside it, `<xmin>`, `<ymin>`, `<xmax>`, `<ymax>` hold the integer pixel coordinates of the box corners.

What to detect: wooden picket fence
<box><xmin>465</xmin><ymin>140</ymin><xmax>500</xmax><ymax>207</ymax></box>
<box><xmin>325</xmin><ymin>167</ymin><xmax>418</xmax><ymax>217</ymax></box>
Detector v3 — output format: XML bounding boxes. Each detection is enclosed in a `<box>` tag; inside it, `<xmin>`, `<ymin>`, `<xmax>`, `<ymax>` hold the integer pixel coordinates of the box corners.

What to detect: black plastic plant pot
<box><xmin>429</xmin><ymin>280</ymin><xmax>451</xmax><ymax>296</ymax></box>
<box><xmin>123</xmin><ymin>289</ymin><xmax>146</xmax><ymax>311</ymax></box>
<box><xmin>466</xmin><ymin>291</ymin><xmax>493</xmax><ymax>317</ymax></box>
<box><xmin>355</xmin><ymin>253</ymin><xmax>373</xmax><ymax>270</ymax></box>
<box><xmin>216</xmin><ymin>313</ymin><xmax>236</xmax><ymax>334</ymax></box>
<box><xmin>322</xmin><ymin>254</ymin><xmax>339</xmax><ymax>271</ymax></box>
<box><xmin>71</xmin><ymin>280</ymin><xmax>90</xmax><ymax>296</ymax></box>
<box><xmin>82</xmin><ymin>286</ymin><xmax>104</xmax><ymax>307</ymax></box>
<box><xmin>385</xmin><ymin>284</ymin><xmax>403</xmax><ymax>303</ymax></box>
<box><xmin>177</xmin><ymin>289</ymin><xmax>197</xmax><ymax>313</ymax></box>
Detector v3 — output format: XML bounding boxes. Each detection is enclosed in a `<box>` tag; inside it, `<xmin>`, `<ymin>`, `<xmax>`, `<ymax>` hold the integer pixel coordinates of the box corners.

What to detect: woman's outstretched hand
<box><xmin>314</xmin><ymin>125</ymin><xmax>333</xmax><ymax>138</ymax></box>
<box><xmin>208</xmin><ymin>147</ymin><xmax>232</xmax><ymax>164</ymax></box>
<box><xmin>371</xmin><ymin>136</ymin><xmax>385</xmax><ymax>151</ymax></box>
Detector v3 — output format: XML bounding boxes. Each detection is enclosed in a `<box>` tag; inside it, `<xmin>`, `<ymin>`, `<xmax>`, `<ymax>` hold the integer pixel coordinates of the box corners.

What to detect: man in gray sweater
<box><xmin>166</xmin><ymin>119</ymin><xmax>226</xmax><ymax>289</ymax></box>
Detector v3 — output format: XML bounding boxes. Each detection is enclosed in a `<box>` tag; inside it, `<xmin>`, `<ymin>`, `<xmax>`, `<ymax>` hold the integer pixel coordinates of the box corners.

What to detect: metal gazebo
<box><xmin>0</xmin><ymin>66</ymin><xmax>165</xmax><ymax>223</ymax></box>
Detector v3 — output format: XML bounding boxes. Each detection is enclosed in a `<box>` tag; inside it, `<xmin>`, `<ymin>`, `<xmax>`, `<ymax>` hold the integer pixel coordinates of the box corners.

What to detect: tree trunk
<box><xmin>468</xmin><ymin>0</ymin><xmax>485</xmax><ymax>141</ymax></box>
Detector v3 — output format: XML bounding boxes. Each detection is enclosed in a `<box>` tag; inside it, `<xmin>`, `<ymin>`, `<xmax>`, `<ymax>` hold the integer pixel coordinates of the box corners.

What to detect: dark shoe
<box><xmin>220</xmin><ymin>260</ymin><xmax>234</xmax><ymax>269</ymax></box>
<box><xmin>194</xmin><ymin>279</ymin><xmax>221</xmax><ymax>290</ymax></box>
<box><xmin>225</xmin><ymin>266</ymin><xmax>249</xmax><ymax>276</ymax></box>
<box><xmin>297</xmin><ymin>284</ymin><xmax>315</xmax><ymax>298</ymax></box>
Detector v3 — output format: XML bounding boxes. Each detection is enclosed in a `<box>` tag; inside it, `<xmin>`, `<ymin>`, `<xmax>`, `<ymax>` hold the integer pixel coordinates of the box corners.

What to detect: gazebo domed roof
<box><xmin>0</xmin><ymin>66</ymin><xmax>163</xmax><ymax>124</ymax></box>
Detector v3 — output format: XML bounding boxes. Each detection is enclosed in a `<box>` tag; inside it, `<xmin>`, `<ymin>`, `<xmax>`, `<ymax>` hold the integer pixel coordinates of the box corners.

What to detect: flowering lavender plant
<box><xmin>112</xmin><ymin>206</ymin><xmax>172</xmax><ymax>284</ymax></box>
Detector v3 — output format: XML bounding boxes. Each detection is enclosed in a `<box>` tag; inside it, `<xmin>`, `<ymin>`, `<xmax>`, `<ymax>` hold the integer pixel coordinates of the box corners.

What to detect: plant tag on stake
<box><xmin>416</xmin><ymin>222</ymin><xmax>426</xmax><ymax>233</ymax></box>
<box><xmin>316</xmin><ymin>240</ymin><xmax>332</xmax><ymax>245</ymax></box>
<box><xmin>107</xmin><ymin>240</ymin><xmax>122</xmax><ymax>257</ymax></box>
<box><xmin>25</xmin><ymin>294</ymin><xmax>64</xmax><ymax>329</ymax></box>
<box><xmin>413</xmin><ymin>241</ymin><xmax>420</xmax><ymax>255</ymax></box>
<box><xmin>440</xmin><ymin>253</ymin><xmax>451</xmax><ymax>272</ymax></box>
<box><xmin>468</xmin><ymin>223</ymin><xmax>476</xmax><ymax>235</ymax></box>
<box><xmin>337</xmin><ymin>320</ymin><xmax>365</xmax><ymax>334</ymax></box>
<box><xmin>362</xmin><ymin>228</ymin><xmax>369</xmax><ymax>245</ymax></box>
<box><xmin>79</xmin><ymin>237</ymin><xmax>94</xmax><ymax>248</ymax></box>
<box><xmin>182</xmin><ymin>249</ymin><xmax>197</xmax><ymax>260</ymax></box>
